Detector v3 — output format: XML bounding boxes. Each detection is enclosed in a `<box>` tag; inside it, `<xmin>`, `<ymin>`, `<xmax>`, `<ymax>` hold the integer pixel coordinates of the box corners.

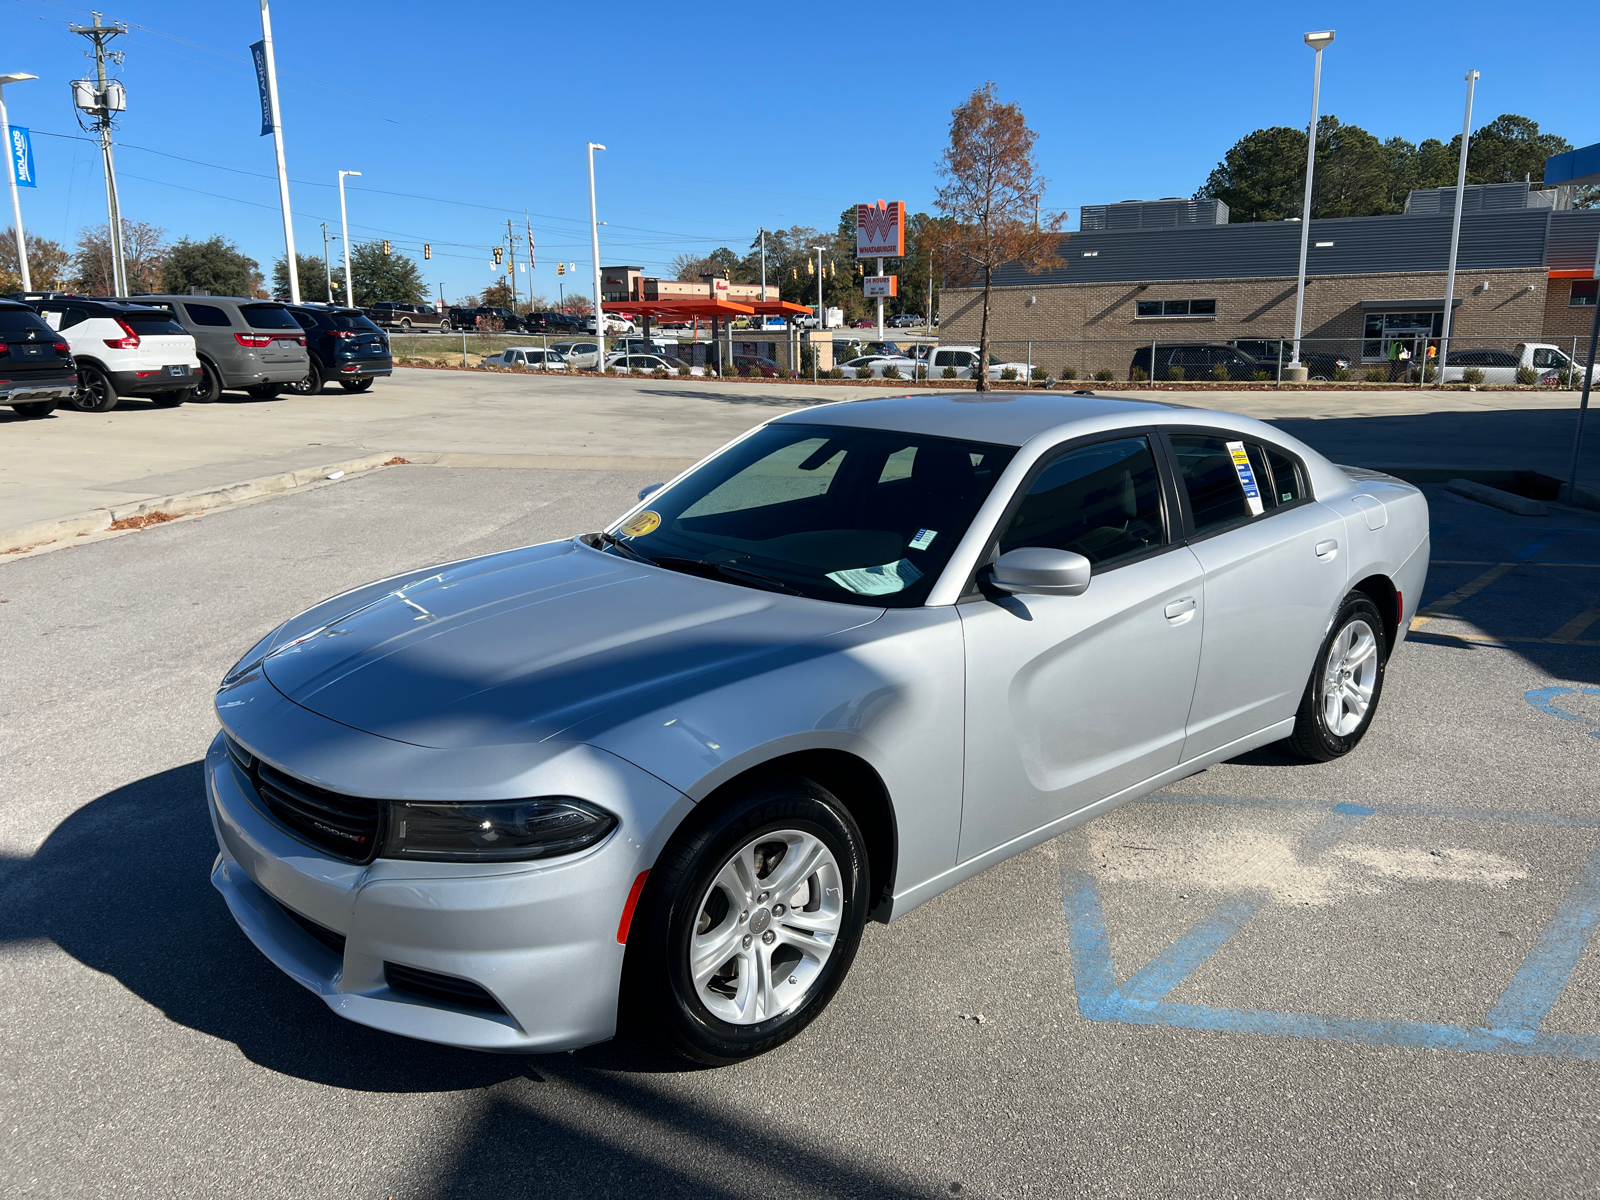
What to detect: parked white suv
<box><xmin>478</xmin><ymin>347</ymin><xmax>568</xmax><ymax>371</ymax></box>
<box><xmin>30</xmin><ymin>298</ymin><xmax>202</xmax><ymax>412</ymax></box>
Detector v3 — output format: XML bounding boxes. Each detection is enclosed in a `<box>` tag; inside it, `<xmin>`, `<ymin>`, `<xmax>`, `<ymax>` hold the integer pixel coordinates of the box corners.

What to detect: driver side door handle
<box><xmin>1315</xmin><ymin>539</ymin><xmax>1339</xmax><ymax>560</ymax></box>
<box><xmin>1163</xmin><ymin>596</ymin><xmax>1197</xmax><ymax>622</ymax></box>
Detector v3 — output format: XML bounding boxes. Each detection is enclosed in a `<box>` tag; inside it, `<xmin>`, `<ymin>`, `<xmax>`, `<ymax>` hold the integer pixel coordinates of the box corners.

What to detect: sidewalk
<box><xmin>2</xmin><ymin>369</ymin><xmax>1594</xmax><ymax>551</ymax></box>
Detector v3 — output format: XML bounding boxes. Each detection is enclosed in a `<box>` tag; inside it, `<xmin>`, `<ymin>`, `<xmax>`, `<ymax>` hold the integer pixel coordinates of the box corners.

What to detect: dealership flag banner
<box><xmin>856</xmin><ymin>200</ymin><xmax>905</xmax><ymax>259</ymax></box>
<box><xmin>249</xmin><ymin>41</ymin><xmax>273</xmax><ymax>135</ymax></box>
<box><xmin>8</xmin><ymin>125</ymin><xmax>35</xmax><ymax>187</ymax></box>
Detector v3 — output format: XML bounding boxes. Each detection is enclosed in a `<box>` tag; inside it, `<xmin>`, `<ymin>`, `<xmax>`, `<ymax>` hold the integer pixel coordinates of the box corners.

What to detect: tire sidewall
<box><xmin>71</xmin><ymin>365</ymin><xmax>117</xmax><ymax>412</ymax></box>
<box><xmin>628</xmin><ymin>780</ymin><xmax>868</xmax><ymax>1064</ymax></box>
<box><xmin>194</xmin><ymin>362</ymin><xmax>222</xmax><ymax>403</ymax></box>
<box><xmin>1304</xmin><ymin>596</ymin><xmax>1388</xmax><ymax>758</ymax></box>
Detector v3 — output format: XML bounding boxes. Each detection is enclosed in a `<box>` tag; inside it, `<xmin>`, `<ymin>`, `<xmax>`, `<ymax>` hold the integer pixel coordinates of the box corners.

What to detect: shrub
<box><xmin>915</xmin><ymin>364</ymin><xmax>928</xmax><ymax>380</ymax></box>
<box><xmin>1515</xmin><ymin>365</ymin><xmax>1538</xmax><ymax>386</ymax></box>
<box><xmin>882</xmin><ymin>364</ymin><xmax>901</xmax><ymax>379</ymax></box>
<box><xmin>1211</xmin><ymin>364</ymin><xmax>1230</xmax><ymax>381</ymax></box>
<box><xmin>1129</xmin><ymin>366</ymin><xmax>1148</xmax><ymax>382</ymax></box>
<box><xmin>603</xmin><ymin>364</ymin><xmax>617</xmax><ymax>374</ymax></box>
<box><xmin>1462</xmin><ymin>366</ymin><xmax>1485</xmax><ymax>385</ymax></box>
<box><xmin>1252</xmin><ymin>369</ymin><xmax>1272</xmax><ymax>382</ymax></box>
<box><xmin>1031</xmin><ymin>365</ymin><xmax>1048</xmax><ymax>381</ymax></box>
<box><xmin>678</xmin><ymin>364</ymin><xmax>691</xmax><ymax>375</ymax></box>
<box><xmin>1332</xmin><ymin>366</ymin><xmax>1352</xmax><ymax>382</ymax></box>
<box><xmin>856</xmin><ymin>365</ymin><xmax>875</xmax><ymax>379</ymax></box>
<box><xmin>942</xmin><ymin>365</ymin><xmax>959</xmax><ymax>379</ymax></box>
<box><xmin>1093</xmin><ymin>367</ymin><xmax>1114</xmax><ymax>382</ymax></box>
<box><xmin>1165</xmin><ymin>366</ymin><xmax>1185</xmax><ymax>381</ymax></box>
<box><xmin>651</xmin><ymin>367</ymin><xmax>668</xmax><ymax>378</ymax></box>
<box><xmin>828</xmin><ymin>366</ymin><xmax>846</xmax><ymax>379</ymax></box>
<box><xmin>1424</xmin><ymin>363</ymin><xmax>1438</xmax><ymax>383</ymax></box>
<box><xmin>1000</xmin><ymin>366</ymin><xmax>1018</xmax><ymax>381</ymax></box>
<box><xmin>738</xmin><ymin>363</ymin><xmax>752</xmax><ymax>376</ymax></box>
<box><xmin>1059</xmin><ymin>366</ymin><xmax>1078</xmax><ymax>380</ymax></box>
<box><xmin>1558</xmin><ymin>368</ymin><xmax>1575</xmax><ymax>388</ymax></box>
<box><xmin>1364</xmin><ymin>366</ymin><xmax>1389</xmax><ymax>383</ymax></box>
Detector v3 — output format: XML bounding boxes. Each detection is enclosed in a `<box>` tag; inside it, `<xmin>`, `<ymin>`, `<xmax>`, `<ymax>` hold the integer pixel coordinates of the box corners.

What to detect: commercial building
<box><xmin>939</xmin><ymin>184</ymin><xmax>1600</xmax><ymax>378</ymax></box>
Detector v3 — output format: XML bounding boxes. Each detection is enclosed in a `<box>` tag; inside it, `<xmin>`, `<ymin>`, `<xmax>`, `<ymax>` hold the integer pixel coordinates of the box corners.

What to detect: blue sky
<box><xmin>4</xmin><ymin>0</ymin><xmax>1596</xmax><ymax>303</ymax></box>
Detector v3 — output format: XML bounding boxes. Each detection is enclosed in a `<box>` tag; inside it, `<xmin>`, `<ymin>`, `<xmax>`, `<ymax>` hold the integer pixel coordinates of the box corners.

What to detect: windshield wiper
<box><xmin>647</xmin><ymin>556</ymin><xmax>806</xmax><ymax>596</ymax></box>
<box><xmin>596</xmin><ymin>530</ymin><xmax>651</xmax><ymax>562</ymax></box>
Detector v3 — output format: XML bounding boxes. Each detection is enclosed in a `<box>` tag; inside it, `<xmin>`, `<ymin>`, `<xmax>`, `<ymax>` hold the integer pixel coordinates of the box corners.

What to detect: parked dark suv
<box><xmin>1228</xmin><ymin>339</ymin><xmax>1351</xmax><ymax>382</ymax></box>
<box><xmin>0</xmin><ymin>301</ymin><xmax>76</xmax><ymax>418</ymax></box>
<box><xmin>524</xmin><ymin>311</ymin><xmax>586</xmax><ymax>335</ymax></box>
<box><xmin>1129</xmin><ymin>343</ymin><xmax>1271</xmax><ymax>382</ymax></box>
<box><xmin>284</xmin><ymin>304</ymin><xmax>392</xmax><ymax>394</ymax></box>
<box><xmin>448</xmin><ymin>305</ymin><xmax>524</xmax><ymax>332</ymax></box>
<box><xmin>367</xmin><ymin>301</ymin><xmax>449</xmax><ymax>332</ymax></box>
<box><xmin>127</xmin><ymin>295</ymin><xmax>310</xmax><ymax>400</ymax></box>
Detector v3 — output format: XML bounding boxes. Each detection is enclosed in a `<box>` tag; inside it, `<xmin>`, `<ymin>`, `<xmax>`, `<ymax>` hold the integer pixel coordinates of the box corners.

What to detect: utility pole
<box><xmin>505</xmin><ymin>217</ymin><xmax>518</xmax><ymax>315</ymax></box>
<box><xmin>759</xmin><ymin>228</ymin><xmax>767</xmax><ymax>298</ymax></box>
<box><xmin>320</xmin><ymin>222</ymin><xmax>333</xmax><ymax>301</ymax></box>
<box><xmin>69</xmin><ymin>12</ymin><xmax>128</xmax><ymax>295</ymax></box>
<box><xmin>587</xmin><ymin>143</ymin><xmax>606</xmax><ymax>363</ymax></box>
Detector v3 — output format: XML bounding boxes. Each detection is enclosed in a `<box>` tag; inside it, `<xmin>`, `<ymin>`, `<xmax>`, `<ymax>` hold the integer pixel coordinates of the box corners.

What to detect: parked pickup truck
<box><xmin>365</xmin><ymin>301</ymin><xmax>450</xmax><ymax>332</ymax></box>
<box><xmin>1440</xmin><ymin>342</ymin><xmax>1596</xmax><ymax>386</ymax></box>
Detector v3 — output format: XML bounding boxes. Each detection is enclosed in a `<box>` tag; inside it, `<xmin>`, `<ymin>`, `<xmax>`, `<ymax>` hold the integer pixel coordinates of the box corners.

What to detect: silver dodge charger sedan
<box><xmin>207</xmin><ymin>391</ymin><xmax>1428</xmax><ymax>1063</ymax></box>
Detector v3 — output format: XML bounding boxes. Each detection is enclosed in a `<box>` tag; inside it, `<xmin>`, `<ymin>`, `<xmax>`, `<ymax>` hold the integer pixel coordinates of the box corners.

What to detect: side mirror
<box><xmin>989</xmin><ymin>547</ymin><xmax>1092</xmax><ymax>597</ymax></box>
<box><xmin>638</xmin><ymin>482</ymin><xmax>664</xmax><ymax>501</ymax></box>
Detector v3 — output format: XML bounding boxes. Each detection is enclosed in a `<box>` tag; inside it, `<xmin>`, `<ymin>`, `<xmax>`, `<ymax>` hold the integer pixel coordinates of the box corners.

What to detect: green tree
<box><xmin>348</xmin><ymin>240</ymin><xmax>424</xmax><ymax>306</ymax></box>
<box><xmin>272</xmin><ymin>254</ymin><xmax>331</xmax><ymax>302</ymax></box>
<box><xmin>1463</xmin><ymin>114</ymin><xmax>1572</xmax><ymax>184</ymax></box>
<box><xmin>162</xmin><ymin>235</ymin><xmax>261</xmax><ymax>298</ymax></box>
<box><xmin>1196</xmin><ymin>125</ymin><xmax>1309</xmax><ymax>222</ymax></box>
<box><xmin>481</xmin><ymin>280</ymin><xmax>514</xmax><ymax>308</ymax></box>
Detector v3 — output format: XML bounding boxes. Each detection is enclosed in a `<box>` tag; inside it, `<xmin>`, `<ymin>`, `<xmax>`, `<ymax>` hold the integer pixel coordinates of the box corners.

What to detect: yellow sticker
<box><xmin>619</xmin><ymin>510</ymin><xmax>661</xmax><ymax>537</ymax></box>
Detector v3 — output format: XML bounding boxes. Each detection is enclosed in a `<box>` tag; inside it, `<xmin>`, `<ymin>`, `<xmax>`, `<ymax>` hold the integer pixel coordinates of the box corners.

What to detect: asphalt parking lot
<box><xmin>2</xmin><ymin>460</ymin><xmax>1598</xmax><ymax>1198</ymax></box>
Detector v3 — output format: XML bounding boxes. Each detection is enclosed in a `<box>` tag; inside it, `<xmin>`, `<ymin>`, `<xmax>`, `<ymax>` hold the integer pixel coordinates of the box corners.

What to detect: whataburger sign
<box><xmin>857</xmin><ymin>200</ymin><xmax>905</xmax><ymax>259</ymax></box>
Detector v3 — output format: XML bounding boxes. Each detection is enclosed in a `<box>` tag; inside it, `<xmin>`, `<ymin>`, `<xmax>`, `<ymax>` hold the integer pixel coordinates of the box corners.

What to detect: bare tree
<box><xmin>933</xmin><ymin>82</ymin><xmax>1063</xmax><ymax>389</ymax></box>
<box><xmin>71</xmin><ymin>220</ymin><xmax>169</xmax><ymax>295</ymax></box>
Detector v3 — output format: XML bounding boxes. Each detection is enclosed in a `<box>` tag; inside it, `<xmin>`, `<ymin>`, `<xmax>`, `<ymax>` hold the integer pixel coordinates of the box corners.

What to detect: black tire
<box><xmin>245</xmin><ymin>384</ymin><xmax>283</xmax><ymax>399</ymax></box>
<box><xmin>150</xmin><ymin>389</ymin><xmax>189</xmax><ymax>408</ymax></box>
<box><xmin>400</xmin><ymin>318</ymin><xmax>411</xmax><ymax>330</ymax></box>
<box><xmin>621</xmin><ymin>775</ymin><xmax>869</xmax><ymax>1065</ymax></box>
<box><xmin>338</xmin><ymin>378</ymin><xmax>375</xmax><ymax>393</ymax></box>
<box><xmin>193</xmin><ymin>361</ymin><xmax>223</xmax><ymax>403</ymax></box>
<box><xmin>70</xmin><ymin>364</ymin><xmax>118</xmax><ymax>412</ymax></box>
<box><xmin>438</xmin><ymin>320</ymin><xmax>451</xmax><ymax>333</ymax></box>
<box><xmin>287</xmin><ymin>360</ymin><xmax>323</xmax><ymax>396</ymax></box>
<box><xmin>12</xmin><ymin>400</ymin><xmax>56</xmax><ymax>418</ymax></box>
<box><xmin>1286</xmin><ymin>593</ymin><xmax>1388</xmax><ymax>762</ymax></box>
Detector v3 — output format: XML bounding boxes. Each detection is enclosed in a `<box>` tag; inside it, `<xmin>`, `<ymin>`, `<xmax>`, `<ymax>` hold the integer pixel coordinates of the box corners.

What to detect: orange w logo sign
<box><xmin>856</xmin><ymin>200</ymin><xmax>905</xmax><ymax>257</ymax></box>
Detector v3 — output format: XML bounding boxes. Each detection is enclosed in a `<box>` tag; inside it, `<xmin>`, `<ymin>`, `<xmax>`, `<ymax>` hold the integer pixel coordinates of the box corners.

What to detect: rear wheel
<box><xmin>338</xmin><ymin>378</ymin><xmax>374</xmax><ymax>393</ymax></box>
<box><xmin>622</xmin><ymin>775</ymin><xmax>868</xmax><ymax>1065</ymax></box>
<box><xmin>287</xmin><ymin>360</ymin><xmax>323</xmax><ymax>396</ymax></box>
<box><xmin>193</xmin><ymin>361</ymin><xmax>222</xmax><ymax>403</ymax></box>
<box><xmin>1286</xmin><ymin>594</ymin><xmax>1388</xmax><ymax>762</ymax></box>
<box><xmin>12</xmin><ymin>400</ymin><xmax>56</xmax><ymax>418</ymax></box>
<box><xmin>149</xmin><ymin>389</ymin><xmax>188</xmax><ymax>408</ymax></box>
<box><xmin>71</xmin><ymin>365</ymin><xmax>118</xmax><ymax>412</ymax></box>
<box><xmin>245</xmin><ymin>384</ymin><xmax>283</xmax><ymax>399</ymax></box>
<box><xmin>438</xmin><ymin>320</ymin><xmax>451</xmax><ymax>333</ymax></box>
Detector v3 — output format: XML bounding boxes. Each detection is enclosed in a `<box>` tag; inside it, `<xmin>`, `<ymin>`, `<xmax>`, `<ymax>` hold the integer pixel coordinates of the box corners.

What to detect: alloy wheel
<box><xmin>1320</xmin><ymin>618</ymin><xmax>1379</xmax><ymax>737</ymax></box>
<box><xmin>689</xmin><ymin>830</ymin><xmax>843</xmax><ymax>1026</ymax></box>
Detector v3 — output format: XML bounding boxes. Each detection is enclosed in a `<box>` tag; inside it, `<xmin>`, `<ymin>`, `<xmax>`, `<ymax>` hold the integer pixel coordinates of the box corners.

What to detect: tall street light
<box><xmin>812</xmin><ymin>245</ymin><xmax>828</xmax><ymax>381</ymax></box>
<box><xmin>0</xmin><ymin>72</ymin><xmax>37</xmax><ymax>292</ymax></box>
<box><xmin>1289</xmin><ymin>29</ymin><xmax>1334</xmax><ymax>377</ymax></box>
<box><xmin>1436</xmin><ymin>70</ymin><xmax>1480</xmax><ymax>390</ymax></box>
<box><xmin>588</xmin><ymin>142</ymin><xmax>606</xmax><ymax>366</ymax></box>
<box><xmin>338</xmin><ymin>170</ymin><xmax>360</xmax><ymax>308</ymax></box>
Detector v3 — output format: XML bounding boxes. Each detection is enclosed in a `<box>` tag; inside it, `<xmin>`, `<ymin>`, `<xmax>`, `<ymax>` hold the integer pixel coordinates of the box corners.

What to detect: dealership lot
<box><xmin>1</xmin><ymin>451</ymin><xmax>1597</xmax><ymax>1197</ymax></box>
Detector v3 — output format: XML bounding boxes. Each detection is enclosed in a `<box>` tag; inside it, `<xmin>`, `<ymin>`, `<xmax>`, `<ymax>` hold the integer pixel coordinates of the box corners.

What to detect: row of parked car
<box><xmin>363</xmin><ymin>301</ymin><xmax>638</xmax><ymax>337</ymax></box>
<box><xmin>0</xmin><ymin>292</ymin><xmax>394</xmax><ymax>416</ymax></box>
<box><xmin>477</xmin><ymin>339</ymin><xmax>786</xmax><ymax>377</ymax></box>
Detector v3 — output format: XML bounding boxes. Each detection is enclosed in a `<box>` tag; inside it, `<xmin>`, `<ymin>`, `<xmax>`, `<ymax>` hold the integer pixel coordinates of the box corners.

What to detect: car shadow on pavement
<box><xmin>1</xmin><ymin>761</ymin><xmax>926</xmax><ymax>1197</ymax></box>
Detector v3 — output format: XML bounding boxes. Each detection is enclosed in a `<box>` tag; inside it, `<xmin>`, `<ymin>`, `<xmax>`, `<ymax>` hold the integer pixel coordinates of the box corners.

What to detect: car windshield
<box><xmin>603</xmin><ymin>422</ymin><xmax>1015</xmax><ymax>608</ymax></box>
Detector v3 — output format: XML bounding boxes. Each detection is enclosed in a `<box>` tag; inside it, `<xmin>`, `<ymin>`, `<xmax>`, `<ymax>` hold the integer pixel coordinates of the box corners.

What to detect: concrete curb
<box><xmin>1445</xmin><ymin>478</ymin><xmax>1548</xmax><ymax>516</ymax></box>
<box><xmin>1</xmin><ymin>451</ymin><xmax>403</xmax><ymax>555</ymax></box>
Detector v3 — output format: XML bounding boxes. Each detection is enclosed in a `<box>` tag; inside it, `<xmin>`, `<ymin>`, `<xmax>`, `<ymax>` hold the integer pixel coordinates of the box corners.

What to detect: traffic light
<box><xmin>423</xmin><ymin>244</ymin><xmax>431</xmax><ymax>260</ymax></box>
<box><xmin>493</xmin><ymin>246</ymin><xmax>503</xmax><ymax>266</ymax></box>
<box><xmin>556</xmin><ymin>262</ymin><xmax>565</xmax><ymax>276</ymax></box>
<box><xmin>381</xmin><ymin>239</ymin><xmax>391</xmax><ymax>256</ymax></box>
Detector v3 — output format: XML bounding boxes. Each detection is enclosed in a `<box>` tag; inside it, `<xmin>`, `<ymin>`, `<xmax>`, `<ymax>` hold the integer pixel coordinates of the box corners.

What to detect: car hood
<box><xmin>260</xmin><ymin>540</ymin><xmax>881</xmax><ymax>749</ymax></box>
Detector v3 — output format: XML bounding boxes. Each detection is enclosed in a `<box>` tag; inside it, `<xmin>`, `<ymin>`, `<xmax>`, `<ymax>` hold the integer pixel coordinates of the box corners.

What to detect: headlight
<box><xmin>380</xmin><ymin>797</ymin><xmax>617</xmax><ymax>863</ymax></box>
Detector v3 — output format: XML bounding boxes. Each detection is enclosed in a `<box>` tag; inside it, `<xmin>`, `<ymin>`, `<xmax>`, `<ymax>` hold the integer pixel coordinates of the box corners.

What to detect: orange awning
<box><xmin>603</xmin><ymin>299</ymin><xmax>755</xmax><ymax>317</ymax></box>
<box><xmin>1550</xmin><ymin>269</ymin><xmax>1594</xmax><ymax>279</ymax></box>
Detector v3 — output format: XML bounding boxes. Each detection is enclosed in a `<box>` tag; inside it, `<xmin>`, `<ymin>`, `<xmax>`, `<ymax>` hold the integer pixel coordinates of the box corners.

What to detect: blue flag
<box><xmin>8</xmin><ymin>124</ymin><xmax>35</xmax><ymax>188</ymax></box>
<box><xmin>249</xmin><ymin>41</ymin><xmax>273</xmax><ymax>136</ymax></box>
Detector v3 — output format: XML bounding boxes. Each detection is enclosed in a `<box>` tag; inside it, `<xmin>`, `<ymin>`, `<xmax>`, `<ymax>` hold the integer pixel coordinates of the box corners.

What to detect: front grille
<box><xmin>385</xmin><ymin>963</ymin><xmax>507</xmax><ymax>1014</ymax></box>
<box><xmin>226</xmin><ymin>737</ymin><xmax>383</xmax><ymax>862</ymax></box>
<box><xmin>276</xmin><ymin>899</ymin><xmax>347</xmax><ymax>957</ymax></box>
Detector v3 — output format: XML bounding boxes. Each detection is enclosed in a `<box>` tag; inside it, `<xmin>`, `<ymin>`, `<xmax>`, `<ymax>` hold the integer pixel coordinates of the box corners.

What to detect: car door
<box><xmin>957</xmin><ymin>432</ymin><xmax>1205</xmax><ymax>861</ymax></box>
<box><xmin>1166</xmin><ymin>430</ymin><xmax>1349</xmax><ymax>760</ymax></box>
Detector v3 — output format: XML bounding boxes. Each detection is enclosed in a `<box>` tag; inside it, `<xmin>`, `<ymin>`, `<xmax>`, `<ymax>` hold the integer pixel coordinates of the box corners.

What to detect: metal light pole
<box><xmin>320</xmin><ymin>221</ymin><xmax>333</xmax><ymax>302</ymax></box>
<box><xmin>338</xmin><ymin>169</ymin><xmax>359</xmax><ymax>308</ymax></box>
<box><xmin>257</xmin><ymin>0</ymin><xmax>298</xmax><ymax>302</ymax></box>
<box><xmin>587</xmin><ymin>142</ymin><xmax>606</xmax><ymax>365</ymax></box>
<box><xmin>759</xmin><ymin>227</ymin><xmax>767</xmax><ymax>298</ymax></box>
<box><xmin>1436</xmin><ymin>70</ymin><xmax>1479</xmax><ymax>390</ymax></box>
<box><xmin>0</xmin><ymin>73</ymin><xmax>37</xmax><ymax>292</ymax></box>
<box><xmin>1289</xmin><ymin>29</ymin><xmax>1334</xmax><ymax>375</ymax></box>
<box><xmin>812</xmin><ymin>245</ymin><xmax>827</xmax><ymax>381</ymax></box>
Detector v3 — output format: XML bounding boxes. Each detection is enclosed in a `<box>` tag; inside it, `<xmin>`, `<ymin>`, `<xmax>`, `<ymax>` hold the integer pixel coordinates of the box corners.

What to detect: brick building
<box><xmin>939</xmin><ymin>185</ymin><xmax>1600</xmax><ymax>379</ymax></box>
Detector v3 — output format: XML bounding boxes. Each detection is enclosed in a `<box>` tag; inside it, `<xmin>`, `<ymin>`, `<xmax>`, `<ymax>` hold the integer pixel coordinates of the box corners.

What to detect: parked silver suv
<box><xmin>130</xmin><ymin>296</ymin><xmax>310</xmax><ymax>401</ymax></box>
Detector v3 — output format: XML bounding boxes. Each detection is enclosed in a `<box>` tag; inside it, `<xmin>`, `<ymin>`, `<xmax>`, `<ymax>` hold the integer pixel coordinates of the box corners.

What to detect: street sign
<box><xmin>856</xmin><ymin>200</ymin><xmax>905</xmax><ymax>259</ymax></box>
<box><xmin>8</xmin><ymin>125</ymin><xmax>36</xmax><ymax>188</ymax></box>
<box><xmin>864</xmin><ymin>275</ymin><xmax>897</xmax><ymax>298</ymax></box>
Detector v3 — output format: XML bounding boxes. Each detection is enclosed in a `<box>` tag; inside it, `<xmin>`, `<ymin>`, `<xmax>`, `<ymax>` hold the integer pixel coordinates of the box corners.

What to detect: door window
<box><xmin>999</xmin><ymin>436</ymin><xmax>1167</xmax><ymax>568</ymax></box>
<box><xmin>1266</xmin><ymin>448</ymin><xmax>1304</xmax><ymax>505</ymax></box>
<box><xmin>1170</xmin><ymin>434</ymin><xmax>1261</xmax><ymax>534</ymax></box>
<box><xmin>1532</xmin><ymin>347</ymin><xmax>1570</xmax><ymax>369</ymax></box>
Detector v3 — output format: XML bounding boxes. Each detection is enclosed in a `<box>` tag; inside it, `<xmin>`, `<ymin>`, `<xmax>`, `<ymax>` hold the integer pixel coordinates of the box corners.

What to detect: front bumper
<box><xmin>204</xmin><ymin>720</ymin><xmax>686</xmax><ymax>1053</ymax></box>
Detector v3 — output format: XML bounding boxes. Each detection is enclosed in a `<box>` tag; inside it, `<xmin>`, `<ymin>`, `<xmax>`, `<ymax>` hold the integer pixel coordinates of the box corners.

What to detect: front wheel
<box><xmin>438</xmin><ymin>320</ymin><xmax>451</xmax><ymax>333</ymax></box>
<box><xmin>622</xmin><ymin>776</ymin><xmax>869</xmax><ymax>1065</ymax></box>
<box><xmin>1285</xmin><ymin>594</ymin><xmax>1388</xmax><ymax>762</ymax></box>
<box><xmin>193</xmin><ymin>361</ymin><xmax>222</xmax><ymax>403</ymax></box>
<box><xmin>338</xmin><ymin>378</ymin><xmax>374</xmax><ymax>393</ymax></box>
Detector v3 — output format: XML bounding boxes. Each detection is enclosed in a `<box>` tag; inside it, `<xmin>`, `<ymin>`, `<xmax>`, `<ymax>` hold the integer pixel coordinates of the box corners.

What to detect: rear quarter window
<box><xmin>184</xmin><ymin>303</ymin><xmax>233</xmax><ymax>327</ymax></box>
<box><xmin>119</xmin><ymin>310</ymin><xmax>188</xmax><ymax>335</ymax></box>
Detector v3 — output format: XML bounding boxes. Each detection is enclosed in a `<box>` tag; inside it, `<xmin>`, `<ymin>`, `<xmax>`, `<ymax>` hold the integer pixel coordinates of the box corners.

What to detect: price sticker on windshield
<box><xmin>619</xmin><ymin>511</ymin><xmax>660</xmax><ymax>537</ymax></box>
<box><xmin>1225</xmin><ymin>441</ymin><xmax>1264</xmax><ymax>516</ymax></box>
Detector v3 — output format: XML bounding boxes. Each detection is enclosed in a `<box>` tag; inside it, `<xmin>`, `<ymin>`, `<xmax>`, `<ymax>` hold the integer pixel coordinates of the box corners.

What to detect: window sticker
<box><xmin>908</xmin><ymin>528</ymin><xmax>938</xmax><ymax>551</ymax></box>
<box><xmin>1225</xmin><ymin>441</ymin><xmax>1265</xmax><ymax>516</ymax></box>
<box><xmin>826</xmin><ymin>558</ymin><xmax>923</xmax><ymax>597</ymax></box>
<box><xmin>619</xmin><ymin>510</ymin><xmax>661</xmax><ymax>537</ymax></box>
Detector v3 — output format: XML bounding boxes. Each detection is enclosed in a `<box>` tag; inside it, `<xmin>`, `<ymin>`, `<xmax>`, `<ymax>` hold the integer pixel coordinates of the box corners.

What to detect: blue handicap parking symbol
<box><xmin>1526</xmin><ymin>686</ymin><xmax>1600</xmax><ymax>738</ymax></box>
<box><xmin>1065</xmin><ymin>798</ymin><xmax>1600</xmax><ymax>1061</ymax></box>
